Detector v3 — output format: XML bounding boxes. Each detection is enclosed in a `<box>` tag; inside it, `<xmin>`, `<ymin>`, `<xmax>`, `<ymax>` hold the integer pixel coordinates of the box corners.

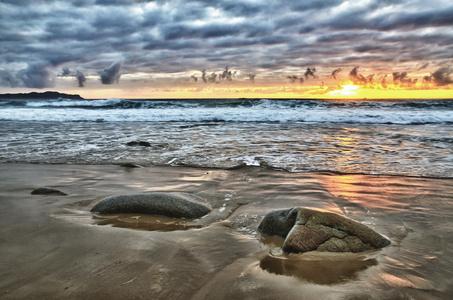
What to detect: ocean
<box><xmin>1</xmin><ymin>97</ymin><xmax>452</xmax><ymax>177</ymax></box>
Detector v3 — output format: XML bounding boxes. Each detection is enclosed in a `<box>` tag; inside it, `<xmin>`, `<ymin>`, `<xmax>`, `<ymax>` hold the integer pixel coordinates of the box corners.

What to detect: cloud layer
<box><xmin>0</xmin><ymin>0</ymin><xmax>452</xmax><ymax>90</ymax></box>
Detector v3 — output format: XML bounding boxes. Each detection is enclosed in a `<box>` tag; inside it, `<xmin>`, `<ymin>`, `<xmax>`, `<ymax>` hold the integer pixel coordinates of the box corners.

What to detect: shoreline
<box><xmin>5</xmin><ymin>162</ymin><xmax>453</xmax><ymax>180</ymax></box>
<box><xmin>1</xmin><ymin>163</ymin><xmax>452</xmax><ymax>299</ymax></box>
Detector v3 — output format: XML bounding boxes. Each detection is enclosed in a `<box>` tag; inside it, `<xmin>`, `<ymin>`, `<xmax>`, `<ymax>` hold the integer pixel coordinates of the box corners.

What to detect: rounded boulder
<box><xmin>91</xmin><ymin>192</ymin><xmax>212</xmax><ymax>219</ymax></box>
<box><xmin>258</xmin><ymin>207</ymin><xmax>391</xmax><ymax>253</ymax></box>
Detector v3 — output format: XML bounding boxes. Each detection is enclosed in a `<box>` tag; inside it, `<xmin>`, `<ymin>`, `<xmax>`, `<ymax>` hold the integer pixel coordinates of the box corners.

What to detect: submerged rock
<box><xmin>126</xmin><ymin>141</ymin><xmax>151</xmax><ymax>147</ymax></box>
<box><xmin>258</xmin><ymin>207</ymin><xmax>391</xmax><ymax>253</ymax></box>
<box><xmin>91</xmin><ymin>192</ymin><xmax>212</xmax><ymax>219</ymax></box>
<box><xmin>31</xmin><ymin>187</ymin><xmax>67</xmax><ymax>196</ymax></box>
<box><xmin>119</xmin><ymin>163</ymin><xmax>141</xmax><ymax>168</ymax></box>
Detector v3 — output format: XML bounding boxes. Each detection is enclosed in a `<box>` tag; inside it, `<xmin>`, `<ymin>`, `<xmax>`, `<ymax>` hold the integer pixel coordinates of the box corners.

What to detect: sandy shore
<box><xmin>1</xmin><ymin>164</ymin><xmax>452</xmax><ymax>299</ymax></box>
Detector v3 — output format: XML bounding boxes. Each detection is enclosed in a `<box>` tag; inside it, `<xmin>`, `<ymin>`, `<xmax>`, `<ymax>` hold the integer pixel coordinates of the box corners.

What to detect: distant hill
<box><xmin>0</xmin><ymin>91</ymin><xmax>84</xmax><ymax>100</ymax></box>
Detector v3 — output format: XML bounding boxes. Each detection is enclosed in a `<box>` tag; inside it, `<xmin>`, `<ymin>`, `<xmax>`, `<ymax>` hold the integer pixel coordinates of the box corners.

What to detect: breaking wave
<box><xmin>0</xmin><ymin>98</ymin><xmax>452</xmax><ymax>125</ymax></box>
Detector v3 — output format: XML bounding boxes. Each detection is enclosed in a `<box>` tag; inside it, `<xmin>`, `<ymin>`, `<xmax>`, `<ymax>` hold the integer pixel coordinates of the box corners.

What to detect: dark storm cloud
<box><xmin>76</xmin><ymin>70</ymin><xmax>87</xmax><ymax>87</ymax></box>
<box><xmin>90</xmin><ymin>7</ymin><xmax>141</xmax><ymax>35</ymax></box>
<box><xmin>378</xmin><ymin>33</ymin><xmax>453</xmax><ymax>46</ymax></box>
<box><xmin>100</xmin><ymin>61</ymin><xmax>122</xmax><ymax>84</ymax></box>
<box><xmin>0</xmin><ymin>70</ymin><xmax>20</xmax><ymax>87</ymax></box>
<box><xmin>141</xmin><ymin>2</ymin><xmax>207</xmax><ymax>27</ymax></box>
<box><xmin>316</xmin><ymin>32</ymin><xmax>366</xmax><ymax>43</ymax></box>
<box><xmin>319</xmin><ymin>4</ymin><xmax>453</xmax><ymax>31</ymax></box>
<box><xmin>259</xmin><ymin>35</ymin><xmax>290</xmax><ymax>45</ymax></box>
<box><xmin>393</xmin><ymin>72</ymin><xmax>409</xmax><ymax>83</ymax></box>
<box><xmin>425</xmin><ymin>67</ymin><xmax>453</xmax><ymax>86</ymax></box>
<box><xmin>95</xmin><ymin>0</ymin><xmax>150</xmax><ymax>5</ymax></box>
<box><xmin>72</xmin><ymin>0</ymin><xmax>94</xmax><ymax>7</ymax></box>
<box><xmin>331</xmin><ymin>68</ymin><xmax>342</xmax><ymax>79</ymax></box>
<box><xmin>16</xmin><ymin>63</ymin><xmax>54</xmax><ymax>88</ymax></box>
<box><xmin>287</xmin><ymin>75</ymin><xmax>298</xmax><ymax>83</ymax></box>
<box><xmin>213</xmin><ymin>35</ymin><xmax>288</xmax><ymax>48</ymax></box>
<box><xmin>60</xmin><ymin>67</ymin><xmax>71</xmax><ymax>76</ymax></box>
<box><xmin>213</xmin><ymin>38</ymin><xmax>258</xmax><ymax>48</ymax></box>
<box><xmin>1</xmin><ymin>0</ymin><xmax>453</xmax><ymax>89</ymax></box>
<box><xmin>374</xmin><ymin>7</ymin><xmax>453</xmax><ymax>30</ymax></box>
<box><xmin>144</xmin><ymin>38</ymin><xmax>203</xmax><ymax>50</ymax></box>
<box><xmin>56</xmin><ymin>66</ymin><xmax>87</xmax><ymax>87</ymax></box>
<box><xmin>160</xmin><ymin>20</ymin><xmax>272</xmax><ymax>41</ymax></box>
<box><xmin>194</xmin><ymin>0</ymin><xmax>262</xmax><ymax>17</ymax></box>
<box><xmin>162</xmin><ymin>23</ymin><xmax>241</xmax><ymax>40</ymax></box>
<box><xmin>220</xmin><ymin>66</ymin><xmax>235</xmax><ymax>81</ymax></box>
<box><xmin>353</xmin><ymin>44</ymin><xmax>388</xmax><ymax>53</ymax></box>
<box><xmin>201</xmin><ymin>69</ymin><xmax>207</xmax><ymax>83</ymax></box>
<box><xmin>349</xmin><ymin>67</ymin><xmax>371</xmax><ymax>85</ymax></box>
<box><xmin>0</xmin><ymin>0</ymin><xmax>57</xmax><ymax>5</ymax></box>
<box><xmin>43</xmin><ymin>20</ymin><xmax>96</xmax><ymax>42</ymax></box>
<box><xmin>418</xmin><ymin>62</ymin><xmax>430</xmax><ymax>70</ymax></box>
<box><xmin>304</xmin><ymin>68</ymin><xmax>317</xmax><ymax>79</ymax></box>
<box><xmin>290</xmin><ymin>0</ymin><xmax>344</xmax><ymax>11</ymax></box>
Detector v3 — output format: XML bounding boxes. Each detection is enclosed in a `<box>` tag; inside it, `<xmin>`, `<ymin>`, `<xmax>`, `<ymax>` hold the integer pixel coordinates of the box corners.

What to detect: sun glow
<box><xmin>328</xmin><ymin>82</ymin><xmax>360</xmax><ymax>97</ymax></box>
<box><xmin>52</xmin><ymin>75</ymin><xmax>453</xmax><ymax>99</ymax></box>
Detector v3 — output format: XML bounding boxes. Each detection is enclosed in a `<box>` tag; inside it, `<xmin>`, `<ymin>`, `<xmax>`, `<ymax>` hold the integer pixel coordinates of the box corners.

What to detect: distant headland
<box><xmin>0</xmin><ymin>91</ymin><xmax>84</xmax><ymax>100</ymax></box>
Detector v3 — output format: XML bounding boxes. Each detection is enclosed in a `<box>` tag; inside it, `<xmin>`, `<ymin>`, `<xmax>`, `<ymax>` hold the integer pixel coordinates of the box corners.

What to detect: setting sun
<box><xmin>328</xmin><ymin>82</ymin><xmax>360</xmax><ymax>97</ymax></box>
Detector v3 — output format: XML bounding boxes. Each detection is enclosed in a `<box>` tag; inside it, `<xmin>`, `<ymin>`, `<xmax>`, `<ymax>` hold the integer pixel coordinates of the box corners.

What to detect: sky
<box><xmin>1</xmin><ymin>0</ymin><xmax>453</xmax><ymax>99</ymax></box>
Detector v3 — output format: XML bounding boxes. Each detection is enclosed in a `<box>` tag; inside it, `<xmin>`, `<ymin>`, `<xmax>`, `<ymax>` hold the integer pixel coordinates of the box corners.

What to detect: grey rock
<box><xmin>119</xmin><ymin>163</ymin><xmax>141</xmax><ymax>168</ymax></box>
<box><xmin>91</xmin><ymin>192</ymin><xmax>212</xmax><ymax>219</ymax></box>
<box><xmin>31</xmin><ymin>187</ymin><xmax>67</xmax><ymax>196</ymax></box>
<box><xmin>258</xmin><ymin>207</ymin><xmax>391</xmax><ymax>253</ymax></box>
<box><xmin>255</xmin><ymin>208</ymin><xmax>297</xmax><ymax>237</ymax></box>
<box><xmin>126</xmin><ymin>141</ymin><xmax>151</xmax><ymax>147</ymax></box>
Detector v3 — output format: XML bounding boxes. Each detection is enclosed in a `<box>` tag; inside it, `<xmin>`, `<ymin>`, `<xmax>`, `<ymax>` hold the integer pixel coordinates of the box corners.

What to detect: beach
<box><xmin>1</xmin><ymin>163</ymin><xmax>452</xmax><ymax>299</ymax></box>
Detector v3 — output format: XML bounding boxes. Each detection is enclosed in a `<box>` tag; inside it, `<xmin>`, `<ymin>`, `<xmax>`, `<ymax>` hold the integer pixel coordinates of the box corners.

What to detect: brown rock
<box><xmin>258</xmin><ymin>207</ymin><xmax>391</xmax><ymax>253</ymax></box>
<box><xmin>317</xmin><ymin>237</ymin><xmax>351</xmax><ymax>252</ymax></box>
<box><xmin>283</xmin><ymin>225</ymin><xmax>331</xmax><ymax>253</ymax></box>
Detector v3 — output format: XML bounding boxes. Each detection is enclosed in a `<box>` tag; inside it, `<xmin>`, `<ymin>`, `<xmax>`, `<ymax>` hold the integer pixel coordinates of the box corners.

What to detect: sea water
<box><xmin>0</xmin><ymin>98</ymin><xmax>452</xmax><ymax>177</ymax></box>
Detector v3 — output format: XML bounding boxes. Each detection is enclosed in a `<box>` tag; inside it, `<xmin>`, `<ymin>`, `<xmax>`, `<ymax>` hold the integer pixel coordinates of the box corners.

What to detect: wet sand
<box><xmin>0</xmin><ymin>164</ymin><xmax>452</xmax><ymax>299</ymax></box>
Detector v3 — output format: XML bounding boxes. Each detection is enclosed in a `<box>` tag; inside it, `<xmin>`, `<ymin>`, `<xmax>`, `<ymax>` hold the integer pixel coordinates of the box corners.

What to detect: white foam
<box><xmin>1</xmin><ymin>99</ymin><xmax>452</xmax><ymax>124</ymax></box>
